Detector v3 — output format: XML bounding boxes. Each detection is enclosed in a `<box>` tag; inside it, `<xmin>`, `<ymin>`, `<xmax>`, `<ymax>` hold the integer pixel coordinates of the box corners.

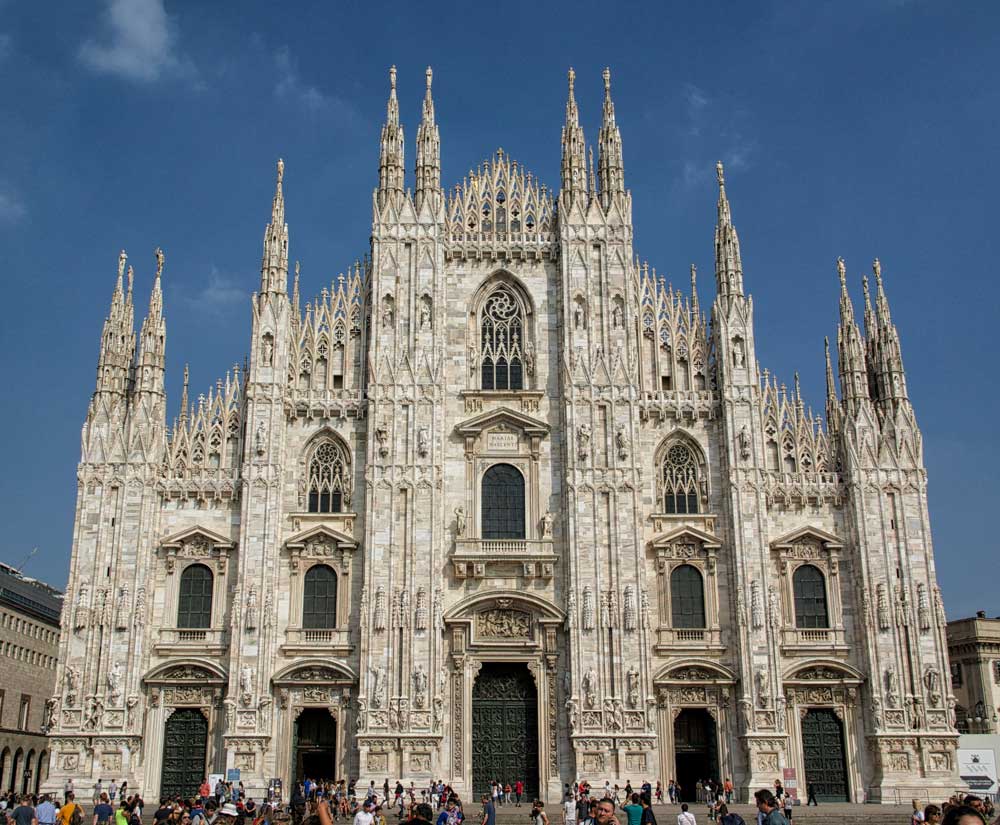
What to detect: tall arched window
<box><xmin>480</xmin><ymin>286</ymin><xmax>524</xmax><ymax>391</ymax></box>
<box><xmin>670</xmin><ymin>564</ymin><xmax>706</xmax><ymax>628</ymax></box>
<box><xmin>302</xmin><ymin>565</ymin><xmax>338</xmax><ymax>629</ymax></box>
<box><xmin>177</xmin><ymin>564</ymin><xmax>213</xmax><ymax>629</ymax></box>
<box><xmin>793</xmin><ymin>564</ymin><xmax>829</xmax><ymax>628</ymax></box>
<box><xmin>481</xmin><ymin>463</ymin><xmax>525</xmax><ymax>539</ymax></box>
<box><xmin>660</xmin><ymin>442</ymin><xmax>700</xmax><ymax>514</ymax></box>
<box><xmin>307</xmin><ymin>439</ymin><xmax>351</xmax><ymax>513</ymax></box>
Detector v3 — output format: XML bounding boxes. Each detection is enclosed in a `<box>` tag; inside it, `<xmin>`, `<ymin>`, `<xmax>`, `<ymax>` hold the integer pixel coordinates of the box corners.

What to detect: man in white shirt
<box><xmin>678</xmin><ymin>804</ymin><xmax>696</xmax><ymax>825</ymax></box>
<box><xmin>353</xmin><ymin>800</ymin><xmax>375</xmax><ymax>825</ymax></box>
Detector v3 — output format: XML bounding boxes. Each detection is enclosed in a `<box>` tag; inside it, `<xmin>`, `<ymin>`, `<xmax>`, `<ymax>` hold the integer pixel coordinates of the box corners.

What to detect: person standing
<box><xmin>514</xmin><ymin>782</ymin><xmax>523</xmax><ymax>809</ymax></box>
<box><xmin>676</xmin><ymin>804</ymin><xmax>695</xmax><ymax>825</ymax></box>
<box><xmin>35</xmin><ymin>796</ymin><xmax>56</xmax><ymax>825</ymax></box>
<box><xmin>481</xmin><ymin>795</ymin><xmax>496</xmax><ymax>825</ymax></box>
<box><xmin>563</xmin><ymin>793</ymin><xmax>576</xmax><ymax>825</ymax></box>
<box><xmin>108</xmin><ymin>782</ymin><xmax>118</xmax><ymax>805</ymax></box>
<box><xmin>92</xmin><ymin>794</ymin><xmax>114</xmax><ymax>825</ymax></box>
<box><xmin>639</xmin><ymin>796</ymin><xmax>657</xmax><ymax>825</ymax></box>
<box><xmin>531</xmin><ymin>801</ymin><xmax>549</xmax><ymax>825</ymax></box>
<box><xmin>92</xmin><ymin>782</ymin><xmax>104</xmax><ymax>807</ymax></box>
<box><xmin>753</xmin><ymin>791</ymin><xmax>787</xmax><ymax>825</ymax></box>
<box><xmin>10</xmin><ymin>796</ymin><xmax>37</xmax><ymax>825</ymax></box>
<box><xmin>55</xmin><ymin>793</ymin><xmax>81</xmax><ymax>825</ymax></box>
<box><xmin>804</xmin><ymin>786</ymin><xmax>816</xmax><ymax>808</ymax></box>
<box><xmin>353</xmin><ymin>801</ymin><xmax>375</xmax><ymax>825</ymax></box>
<box><xmin>781</xmin><ymin>794</ymin><xmax>792</xmax><ymax>823</ymax></box>
<box><xmin>62</xmin><ymin>782</ymin><xmax>74</xmax><ymax>803</ymax></box>
<box><xmin>622</xmin><ymin>795</ymin><xmax>643</xmax><ymax>825</ymax></box>
<box><xmin>594</xmin><ymin>801</ymin><xmax>618</xmax><ymax>825</ymax></box>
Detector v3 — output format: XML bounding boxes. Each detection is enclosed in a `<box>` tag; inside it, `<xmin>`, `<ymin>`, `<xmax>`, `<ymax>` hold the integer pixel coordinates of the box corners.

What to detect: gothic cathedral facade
<box><xmin>46</xmin><ymin>67</ymin><xmax>959</xmax><ymax>802</ymax></box>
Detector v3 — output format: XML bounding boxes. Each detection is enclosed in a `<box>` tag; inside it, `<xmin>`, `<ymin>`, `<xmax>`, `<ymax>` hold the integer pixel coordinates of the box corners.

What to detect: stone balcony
<box><xmin>280</xmin><ymin>627</ymin><xmax>353</xmax><ymax>656</ymax></box>
<box><xmin>154</xmin><ymin>627</ymin><xmax>229</xmax><ymax>656</ymax></box>
<box><xmin>653</xmin><ymin>626</ymin><xmax>725</xmax><ymax>654</ymax></box>
<box><xmin>452</xmin><ymin>538</ymin><xmax>557</xmax><ymax>580</ymax></box>
<box><xmin>780</xmin><ymin>625</ymin><xmax>849</xmax><ymax>655</ymax></box>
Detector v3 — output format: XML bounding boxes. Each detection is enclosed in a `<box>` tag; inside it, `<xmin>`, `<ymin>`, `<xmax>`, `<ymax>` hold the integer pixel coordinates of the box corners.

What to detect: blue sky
<box><xmin>0</xmin><ymin>1</ymin><xmax>996</xmax><ymax>616</ymax></box>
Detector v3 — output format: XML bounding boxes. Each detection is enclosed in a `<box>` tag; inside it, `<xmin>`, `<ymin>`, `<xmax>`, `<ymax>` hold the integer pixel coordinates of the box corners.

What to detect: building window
<box><xmin>670</xmin><ymin>564</ymin><xmax>706</xmax><ymax>628</ymax></box>
<box><xmin>480</xmin><ymin>286</ymin><xmax>524</xmax><ymax>391</ymax></box>
<box><xmin>481</xmin><ymin>463</ymin><xmax>525</xmax><ymax>540</ymax></box>
<box><xmin>307</xmin><ymin>439</ymin><xmax>351</xmax><ymax>513</ymax></box>
<box><xmin>951</xmin><ymin>662</ymin><xmax>963</xmax><ymax>688</ymax></box>
<box><xmin>302</xmin><ymin>565</ymin><xmax>338</xmax><ymax>630</ymax></box>
<box><xmin>18</xmin><ymin>696</ymin><xmax>29</xmax><ymax>731</ymax></box>
<box><xmin>793</xmin><ymin>564</ymin><xmax>829</xmax><ymax>628</ymax></box>
<box><xmin>177</xmin><ymin>563</ymin><xmax>214</xmax><ymax>629</ymax></box>
<box><xmin>660</xmin><ymin>442</ymin><xmax>700</xmax><ymax>514</ymax></box>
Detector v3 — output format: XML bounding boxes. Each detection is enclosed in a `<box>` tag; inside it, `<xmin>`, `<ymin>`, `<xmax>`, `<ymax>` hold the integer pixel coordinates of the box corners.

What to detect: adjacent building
<box><xmin>44</xmin><ymin>67</ymin><xmax>959</xmax><ymax>803</ymax></box>
<box><xmin>948</xmin><ymin>612</ymin><xmax>1000</xmax><ymax>733</ymax></box>
<box><xmin>0</xmin><ymin>562</ymin><xmax>62</xmax><ymax>794</ymax></box>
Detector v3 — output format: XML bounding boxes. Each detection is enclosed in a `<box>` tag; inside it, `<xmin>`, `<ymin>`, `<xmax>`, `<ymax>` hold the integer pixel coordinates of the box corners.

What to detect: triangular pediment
<box><xmin>454</xmin><ymin>405</ymin><xmax>549</xmax><ymax>438</ymax></box>
<box><xmin>285</xmin><ymin>523</ymin><xmax>357</xmax><ymax>549</ymax></box>
<box><xmin>649</xmin><ymin>524</ymin><xmax>722</xmax><ymax>549</ymax></box>
<box><xmin>770</xmin><ymin>525</ymin><xmax>843</xmax><ymax>550</ymax></box>
<box><xmin>160</xmin><ymin>524</ymin><xmax>234</xmax><ymax>549</ymax></box>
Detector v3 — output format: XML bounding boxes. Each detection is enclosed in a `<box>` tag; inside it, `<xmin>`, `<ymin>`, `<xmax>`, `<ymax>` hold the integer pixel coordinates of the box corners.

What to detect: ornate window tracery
<box><xmin>670</xmin><ymin>564</ymin><xmax>706</xmax><ymax>628</ymax></box>
<box><xmin>177</xmin><ymin>564</ymin><xmax>213</xmax><ymax>629</ymax></box>
<box><xmin>480</xmin><ymin>286</ymin><xmax>524</xmax><ymax>391</ymax></box>
<box><xmin>660</xmin><ymin>442</ymin><xmax>700</xmax><ymax>514</ymax></box>
<box><xmin>307</xmin><ymin>439</ymin><xmax>351</xmax><ymax>513</ymax></box>
<box><xmin>792</xmin><ymin>564</ymin><xmax>829</xmax><ymax>628</ymax></box>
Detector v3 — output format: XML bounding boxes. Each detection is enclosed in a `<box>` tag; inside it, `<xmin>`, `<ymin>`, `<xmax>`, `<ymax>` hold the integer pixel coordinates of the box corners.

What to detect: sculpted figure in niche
<box><xmin>255</xmin><ymin>422</ymin><xmax>266</xmax><ymax>456</ymax></box>
<box><xmin>733</xmin><ymin>338</ymin><xmax>745</xmax><ymax>368</ymax></box>
<box><xmin>261</xmin><ymin>334</ymin><xmax>274</xmax><ymax>366</ymax></box>
<box><xmin>540</xmin><ymin>510</ymin><xmax>554</xmax><ymax>538</ymax></box>
<box><xmin>240</xmin><ymin>664</ymin><xmax>254</xmax><ymax>706</ymax></box>
<box><xmin>615</xmin><ymin>425</ymin><xmax>628</xmax><ymax>460</ymax></box>
<box><xmin>524</xmin><ymin>341</ymin><xmax>535</xmax><ymax>377</ymax></box>
<box><xmin>375</xmin><ymin>421</ymin><xmax>390</xmax><ymax>458</ymax></box>
<box><xmin>107</xmin><ymin>661</ymin><xmax>123</xmax><ymax>705</ymax></box>
<box><xmin>417</xmin><ymin>426</ymin><xmax>430</xmax><ymax>458</ymax></box>
<box><xmin>419</xmin><ymin>300</ymin><xmax>431</xmax><ymax>329</ymax></box>
<box><xmin>244</xmin><ymin>586</ymin><xmax>257</xmax><ymax>631</ymax></box>
<box><xmin>469</xmin><ymin>345</ymin><xmax>478</xmax><ymax>375</ymax></box>
<box><xmin>574</xmin><ymin>301</ymin><xmax>585</xmax><ymax>329</ymax></box>
<box><xmin>455</xmin><ymin>506</ymin><xmax>466</xmax><ymax>537</ymax></box>
<box><xmin>923</xmin><ymin>667</ymin><xmax>942</xmax><ymax>706</ymax></box>
<box><xmin>626</xmin><ymin>668</ymin><xmax>640</xmax><ymax>708</ymax></box>
<box><xmin>577</xmin><ymin>424</ymin><xmax>591</xmax><ymax>461</ymax></box>
<box><xmin>412</xmin><ymin>665</ymin><xmax>428</xmax><ymax>709</ymax></box>
<box><xmin>370</xmin><ymin>666</ymin><xmax>386</xmax><ymax>708</ymax></box>
<box><xmin>612</xmin><ymin>303</ymin><xmax>623</xmax><ymax>329</ymax></box>
<box><xmin>582</xmin><ymin>668</ymin><xmax>597</xmax><ymax>709</ymax></box>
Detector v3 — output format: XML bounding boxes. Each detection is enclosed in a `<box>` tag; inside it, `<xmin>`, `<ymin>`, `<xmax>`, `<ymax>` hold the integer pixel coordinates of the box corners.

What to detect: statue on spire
<box><xmin>598</xmin><ymin>66</ymin><xmax>624</xmax><ymax>206</ymax></box>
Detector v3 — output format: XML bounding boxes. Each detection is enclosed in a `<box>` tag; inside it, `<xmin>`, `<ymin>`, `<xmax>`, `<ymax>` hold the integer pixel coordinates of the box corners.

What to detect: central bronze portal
<box><xmin>472</xmin><ymin>662</ymin><xmax>539</xmax><ymax>797</ymax></box>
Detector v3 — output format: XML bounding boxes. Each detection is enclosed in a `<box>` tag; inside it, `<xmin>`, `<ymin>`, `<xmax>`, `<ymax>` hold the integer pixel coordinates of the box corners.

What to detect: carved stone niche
<box><xmin>770</xmin><ymin>526</ymin><xmax>843</xmax><ymax>578</ymax></box>
<box><xmin>160</xmin><ymin>526</ymin><xmax>236</xmax><ymax>575</ymax></box>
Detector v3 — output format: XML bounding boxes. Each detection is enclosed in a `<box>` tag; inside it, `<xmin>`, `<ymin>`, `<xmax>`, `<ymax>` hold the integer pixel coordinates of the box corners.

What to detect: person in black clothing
<box><xmin>639</xmin><ymin>796</ymin><xmax>657</xmax><ymax>825</ymax></box>
<box><xmin>805</xmin><ymin>786</ymin><xmax>817</xmax><ymax>807</ymax></box>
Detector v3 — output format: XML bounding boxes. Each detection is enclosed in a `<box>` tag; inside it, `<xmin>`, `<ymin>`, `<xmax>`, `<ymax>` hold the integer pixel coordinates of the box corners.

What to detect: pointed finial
<box><xmin>603</xmin><ymin>67</ymin><xmax>611</xmax><ymax>93</ymax></box>
<box><xmin>126</xmin><ymin>265</ymin><xmax>134</xmax><ymax>295</ymax></box>
<box><xmin>155</xmin><ymin>247</ymin><xmax>164</xmax><ymax>280</ymax></box>
<box><xmin>118</xmin><ymin>250</ymin><xmax>127</xmax><ymax>281</ymax></box>
<box><xmin>836</xmin><ymin>256</ymin><xmax>846</xmax><ymax>287</ymax></box>
<box><xmin>872</xmin><ymin>257</ymin><xmax>881</xmax><ymax>280</ymax></box>
<box><xmin>389</xmin><ymin>65</ymin><xmax>397</xmax><ymax>92</ymax></box>
<box><xmin>690</xmin><ymin>263</ymin><xmax>697</xmax><ymax>286</ymax></box>
<box><xmin>295</xmin><ymin>260</ymin><xmax>300</xmax><ymax>280</ymax></box>
<box><xmin>568</xmin><ymin>67</ymin><xmax>576</xmax><ymax>94</ymax></box>
<box><xmin>277</xmin><ymin>157</ymin><xmax>284</xmax><ymax>185</ymax></box>
<box><xmin>716</xmin><ymin>160</ymin><xmax>725</xmax><ymax>186</ymax></box>
<box><xmin>425</xmin><ymin>65</ymin><xmax>433</xmax><ymax>91</ymax></box>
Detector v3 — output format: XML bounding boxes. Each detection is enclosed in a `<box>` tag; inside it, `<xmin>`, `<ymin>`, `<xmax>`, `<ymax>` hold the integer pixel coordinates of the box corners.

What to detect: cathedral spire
<box><xmin>869</xmin><ymin>258</ymin><xmax>910</xmax><ymax>408</ymax></box>
<box><xmin>560</xmin><ymin>68</ymin><xmax>587</xmax><ymax>202</ymax></box>
<box><xmin>378</xmin><ymin>65</ymin><xmax>405</xmax><ymax>209</ymax></box>
<box><xmin>690</xmin><ymin>264</ymin><xmax>700</xmax><ymax>322</ymax></box>
<box><xmin>135</xmin><ymin>247</ymin><xmax>167</xmax><ymax>398</ymax></box>
<box><xmin>598</xmin><ymin>67</ymin><xmax>625</xmax><ymax>207</ymax></box>
<box><xmin>260</xmin><ymin>159</ymin><xmax>288</xmax><ymax>294</ymax></box>
<box><xmin>95</xmin><ymin>249</ymin><xmax>137</xmax><ymax>399</ymax></box>
<box><xmin>835</xmin><ymin>257</ymin><xmax>870</xmax><ymax>415</ymax></box>
<box><xmin>179</xmin><ymin>363</ymin><xmax>190</xmax><ymax>425</ymax></box>
<box><xmin>291</xmin><ymin>260</ymin><xmax>301</xmax><ymax>329</ymax></box>
<box><xmin>415</xmin><ymin>66</ymin><xmax>441</xmax><ymax>212</ymax></box>
<box><xmin>714</xmin><ymin>161</ymin><xmax>744</xmax><ymax>300</ymax></box>
<box><xmin>824</xmin><ymin>336</ymin><xmax>839</xmax><ymax>434</ymax></box>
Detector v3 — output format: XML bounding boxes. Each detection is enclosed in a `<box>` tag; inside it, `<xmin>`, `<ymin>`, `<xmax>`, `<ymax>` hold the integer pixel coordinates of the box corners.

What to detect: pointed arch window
<box><xmin>481</xmin><ymin>463</ymin><xmax>525</xmax><ymax>539</ymax></box>
<box><xmin>303</xmin><ymin>565</ymin><xmax>338</xmax><ymax>629</ymax></box>
<box><xmin>480</xmin><ymin>286</ymin><xmax>524</xmax><ymax>391</ymax></box>
<box><xmin>660</xmin><ymin>442</ymin><xmax>700</xmax><ymax>514</ymax></box>
<box><xmin>307</xmin><ymin>439</ymin><xmax>351</xmax><ymax>513</ymax></box>
<box><xmin>177</xmin><ymin>564</ymin><xmax>213</xmax><ymax>629</ymax></box>
<box><xmin>670</xmin><ymin>564</ymin><xmax>705</xmax><ymax>628</ymax></box>
<box><xmin>793</xmin><ymin>564</ymin><xmax>829</xmax><ymax>628</ymax></box>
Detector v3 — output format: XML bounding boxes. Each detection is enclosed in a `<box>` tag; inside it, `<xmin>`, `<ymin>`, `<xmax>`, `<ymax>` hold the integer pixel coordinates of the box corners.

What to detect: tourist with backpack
<box><xmin>56</xmin><ymin>793</ymin><xmax>82</xmax><ymax>825</ymax></box>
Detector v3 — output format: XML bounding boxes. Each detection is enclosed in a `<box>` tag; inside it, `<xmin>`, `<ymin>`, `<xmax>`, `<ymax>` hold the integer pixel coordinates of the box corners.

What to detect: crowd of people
<box><xmin>0</xmin><ymin>775</ymin><xmax>994</xmax><ymax>825</ymax></box>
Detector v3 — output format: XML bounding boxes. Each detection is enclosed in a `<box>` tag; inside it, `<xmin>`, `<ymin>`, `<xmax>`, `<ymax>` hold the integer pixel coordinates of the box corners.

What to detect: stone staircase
<box><xmin>489</xmin><ymin>803</ymin><xmax>918</xmax><ymax>825</ymax></box>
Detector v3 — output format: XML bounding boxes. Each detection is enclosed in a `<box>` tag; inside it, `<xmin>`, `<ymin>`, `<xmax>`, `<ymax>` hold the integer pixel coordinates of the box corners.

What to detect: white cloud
<box><xmin>188</xmin><ymin>267</ymin><xmax>247</xmax><ymax>316</ymax></box>
<box><xmin>273</xmin><ymin>46</ymin><xmax>359</xmax><ymax>123</ymax></box>
<box><xmin>0</xmin><ymin>185</ymin><xmax>26</xmax><ymax>224</ymax></box>
<box><xmin>79</xmin><ymin>0</ymin><xmax>192</xmax><ymax>83</ymax></box>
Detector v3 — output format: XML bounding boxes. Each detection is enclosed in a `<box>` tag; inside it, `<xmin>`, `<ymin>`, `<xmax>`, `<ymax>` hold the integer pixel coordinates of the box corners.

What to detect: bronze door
<box><xmin>472</xmin><ymin>663</ymin><xmax>539</xmax><ymax>797</ymax></box>
<box><xmin>801</xmin><ymin>709</ymin><xmax>849</xmax><ymax>801</ymax></box>
<box><xmin>161</xmin><ymin>708</ymin><xmax>208</xmax><ymax>799</ymax></box>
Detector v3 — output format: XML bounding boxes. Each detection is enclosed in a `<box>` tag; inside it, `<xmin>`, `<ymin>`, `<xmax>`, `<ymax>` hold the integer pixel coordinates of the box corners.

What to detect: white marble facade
<box><xmin>45</xmin><ymin>67</ymin><xmax>959</xmax><ymax>803</ymax></box>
